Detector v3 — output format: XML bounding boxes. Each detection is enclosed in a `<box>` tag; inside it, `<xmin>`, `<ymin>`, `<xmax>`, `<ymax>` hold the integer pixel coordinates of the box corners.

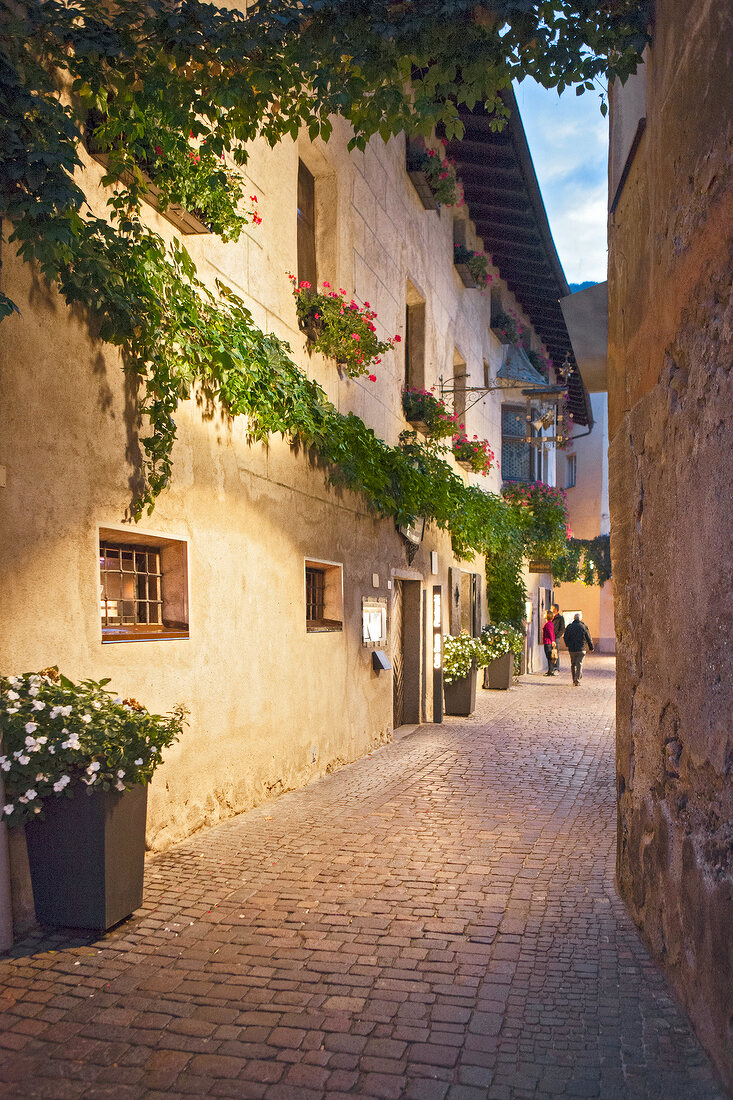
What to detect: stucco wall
<box><xmin>608</xmin><ymin>0</ymin><xmax>733</xmax><ymax>1085</ymax></box>
<box><xmin>1</xmin><ymin>90</ymin><xmax>562</xmax><ymax>912</ymax></box>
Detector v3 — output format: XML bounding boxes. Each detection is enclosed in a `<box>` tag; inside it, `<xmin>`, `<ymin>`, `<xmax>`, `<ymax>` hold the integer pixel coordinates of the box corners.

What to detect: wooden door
<box><xmin>392</xmin><ymin>581</ymin><xmax>405</xmax><ymax>728</ymax></box>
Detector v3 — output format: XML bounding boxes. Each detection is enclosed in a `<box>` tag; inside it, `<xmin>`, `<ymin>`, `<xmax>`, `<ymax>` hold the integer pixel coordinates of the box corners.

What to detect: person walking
<box><xmin>551</xmin><ymin>603</ymin><xmax>565</xmax><ymax>671</ymax></box>
<box><xmin>542</xmin><ymin>611</ymin><xmax>557</xmax><ymax>676</ymax></box>
<box><xmin>563</xmin><ymin>613</ymin><xmax>595</xmax><ymax>685</ymax></box>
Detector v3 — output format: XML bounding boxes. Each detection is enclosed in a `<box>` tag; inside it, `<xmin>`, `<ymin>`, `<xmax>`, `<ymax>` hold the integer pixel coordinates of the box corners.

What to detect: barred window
<box><xmin>99</xmin><ymin>531</ymin><xmax>188</xmax><ymax>642</ymax></box>
<box><xmin>305</xmin><ymin>566</ymin><xmax>326</xmax><ymax>625</ymax></box>
<box><xmin>304</xmin><ymin>559</ymin><xmax>343</xmax><ymax>633</ymax></box>
<box><xmin>501</xmin><ymin>404</ymin><xmax>533</xmax><ymax>483</ymax></box>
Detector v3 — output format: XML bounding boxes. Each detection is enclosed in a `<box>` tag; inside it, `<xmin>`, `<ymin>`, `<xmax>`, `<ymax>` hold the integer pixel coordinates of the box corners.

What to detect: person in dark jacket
<box><xmin>563</xmin><ymin>614</ymin><xmax>594</xmax><ymax>685</ymax></box>
<box><xmin>542</xmin><ymin>612</ymin><xmax>556</xmax><ymax>676</ymax></box>
<box><xmin>551</xmin><ymin>604</ymin><xmax>565</xmax><ymax>671</ymax></box>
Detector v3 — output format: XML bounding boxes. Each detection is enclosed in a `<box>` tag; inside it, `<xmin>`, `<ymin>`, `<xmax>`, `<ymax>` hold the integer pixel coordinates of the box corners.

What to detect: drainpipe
<box><xmin>0</xmin><ymin>776</ymin><xmax>12</xmax><ymax>952</ymax></box>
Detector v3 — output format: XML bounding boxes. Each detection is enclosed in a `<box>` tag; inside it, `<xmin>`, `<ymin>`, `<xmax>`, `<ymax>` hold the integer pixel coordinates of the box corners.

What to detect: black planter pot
<box><xmin>25</xmin><ymin>784</ymin><xmax>148</xmax><ymax>931</ymax></box>
<box><xmin>444</xmin><ymin>665</ymin><xmax>478</xmax><ymax>716</ymax></box>
<box><xmin>484</xmin><ymin>651</ymin><xmax>514</xmax><ymax>691</ymax></box>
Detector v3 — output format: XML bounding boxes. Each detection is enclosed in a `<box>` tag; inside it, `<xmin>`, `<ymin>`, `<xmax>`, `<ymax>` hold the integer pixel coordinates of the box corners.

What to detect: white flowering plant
<box><xmin>442</xmin><ymin>633</ymin><xmax>490</xmax><ymax>684</ymax></box>
<box><xmin>482</xmin><ymin>623</ymin><xmax>524</xmax><ymax>675</ymax></box>
<box><xmin>0</xmin><ymin>668</ymin><xmax>185</xmax><ymax>827</ymax></box>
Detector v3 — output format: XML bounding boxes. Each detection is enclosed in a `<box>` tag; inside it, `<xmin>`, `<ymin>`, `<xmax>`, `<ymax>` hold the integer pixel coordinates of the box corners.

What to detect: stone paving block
<box><xmin>0</xmin><ymin>657</ymin><xmax>726</xmax><ymax>1099</ymax></box>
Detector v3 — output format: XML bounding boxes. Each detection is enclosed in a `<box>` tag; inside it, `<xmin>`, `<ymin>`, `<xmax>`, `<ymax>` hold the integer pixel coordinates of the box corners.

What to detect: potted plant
<box><xmin>289</xmin><ymin>277</ymin><xmax>398</xmax><ymax>379</ymax></box>
<box><xmin>451</xmin><ymin>433</ymin><xmax>495</xmax><ymax>476</ymax></box>
<box><xmin>442</xmin><ymin>634</ymin><xmax>489</xmax><ymax>716</ymax></box>
<box><xmin>406</xmin><ymin>137</ymin><xmax>463</xmax><ymax>209</ymax></box>
<box><xmin>0</xmin><ymin>668</ymin><xmax>185</xmax><ymax>931</ymax></box>
<box><xmin>481</xmin><ymin>623</ymin><xmax>523</xmax><ymax>690</ymax></box>
<box><xmin>453</xmin><ymin>244</ymin><xmax>493</xmax><ymax>289</ymax></box>
<box><xmin>402</xmin><ymin>388</ymin><xmax>458</xmax><ymax>438</ymax></box>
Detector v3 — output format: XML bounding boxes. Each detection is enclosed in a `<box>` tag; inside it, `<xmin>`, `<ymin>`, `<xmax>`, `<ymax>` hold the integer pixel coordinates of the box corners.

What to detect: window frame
<box><xmin>297</xmin><ymin>159</ymin><xmax>317</xmax><ymax>289</ymax></box>
<box><xmin>566</xmin><ymin>453</ymin><xmax>577</xmax><ymax>489</ymax></box>
<box><xmin>98</xmin><ymin>527</ymin><xmax>189</xmax><ymax>643</ymax></box>
<box><xmin>304</xmin><ymin>558</ymin><xmax>344</xmax><ymax>633</ymax></box>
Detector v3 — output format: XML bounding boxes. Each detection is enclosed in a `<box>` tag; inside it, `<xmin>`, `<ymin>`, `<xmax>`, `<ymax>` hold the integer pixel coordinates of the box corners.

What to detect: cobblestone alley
<box><xmin>0</xmin><ymin>656</ymin><xmax>726</xmax><ymax>1099</ymax></box>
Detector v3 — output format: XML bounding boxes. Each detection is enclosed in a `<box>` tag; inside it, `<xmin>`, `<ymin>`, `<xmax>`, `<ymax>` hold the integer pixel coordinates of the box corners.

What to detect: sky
<box><xmin>513</xmin><ymin>78</ymin><xmax>609</xmax><ymax>286</ymax></box>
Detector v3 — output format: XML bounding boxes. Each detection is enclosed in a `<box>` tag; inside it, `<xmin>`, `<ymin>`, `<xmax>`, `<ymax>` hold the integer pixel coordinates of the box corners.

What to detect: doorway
<box><xmin>392</xmin><ymin>579</ymin><xmax>421</xmax><ymax>729</ymax></box>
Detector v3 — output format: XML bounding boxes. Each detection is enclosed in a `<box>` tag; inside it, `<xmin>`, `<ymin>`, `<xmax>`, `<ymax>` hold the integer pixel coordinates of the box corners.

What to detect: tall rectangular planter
<box><xmin>485</xmin><ymin>651</ymin><xmax>514</xmax><ymax>690</ymax></box>
<box><xmin>444</xmin><ymin>666</ymin><xmax>478</xmax><ymax>716</ymax></box>
<box><xmin>24</xmin><ymin>784</ymin><xmax>148</xmax><ymax>931</ymax></box>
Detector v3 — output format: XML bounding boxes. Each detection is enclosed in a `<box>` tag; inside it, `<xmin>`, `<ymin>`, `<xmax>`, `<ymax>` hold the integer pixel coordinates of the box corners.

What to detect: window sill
<box><xmin>102</xmin><ymin>627</ymin><xmax>189</xmax><ymax>643</ymax></box>
<box><xmin>306</xmin><ymin>620</ymin><xmax>343</xmax><ymax>634</ymax></box>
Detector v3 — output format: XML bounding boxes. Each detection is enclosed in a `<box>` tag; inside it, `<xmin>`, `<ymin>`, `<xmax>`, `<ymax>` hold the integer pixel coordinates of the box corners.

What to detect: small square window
<box><xmin>305</xmin><ymin>559</ymin><xmax>343</xmax><ymax>632</ymax></box>
<box><xmin>99</xmin><ymin>529</ymin><xmax>188</xmax><ymax>642</ymax></box>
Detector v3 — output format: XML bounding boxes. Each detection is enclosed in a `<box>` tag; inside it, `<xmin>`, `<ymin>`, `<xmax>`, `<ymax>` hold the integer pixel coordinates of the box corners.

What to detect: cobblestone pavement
<box><xmin>0</xmin><ymin>655</ymin><xmax>726</xmax><ymax>1099</ymax></box>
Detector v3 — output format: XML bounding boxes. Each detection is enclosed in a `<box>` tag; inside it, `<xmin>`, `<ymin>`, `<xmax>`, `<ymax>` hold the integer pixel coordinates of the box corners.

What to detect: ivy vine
<box><xmin>0</xmin><ymin>0</ymin><xmax>646</xmax><ymax>561</ymax></box>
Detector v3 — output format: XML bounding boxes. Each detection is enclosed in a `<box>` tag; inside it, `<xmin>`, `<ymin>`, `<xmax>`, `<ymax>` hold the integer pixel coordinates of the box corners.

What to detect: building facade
<box><xmin>1</xmin><ymin>89</ymin><xmax>588</xmax><ymax>929</ymax></box>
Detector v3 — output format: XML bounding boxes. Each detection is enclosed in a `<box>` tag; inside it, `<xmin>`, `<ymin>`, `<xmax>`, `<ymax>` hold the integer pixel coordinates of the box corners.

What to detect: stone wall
<box><xmin>608</xmin><ymin>0</ymin><xmax>733</xmax><ymax>1085</ymax></box>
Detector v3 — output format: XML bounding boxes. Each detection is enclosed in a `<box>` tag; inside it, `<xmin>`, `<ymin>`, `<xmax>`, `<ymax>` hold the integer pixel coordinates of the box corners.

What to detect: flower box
<box><xmin>406</xmin><ymin>418</ymin><xmax>430</xmax><ymax>435</ymax></box>
<box><xmin>87</xmin><ymin>149</ymin><xmax>211</xmax><ymax>235</ymax></box>
<box><xmin>406</xmin><ymin>165</ymin><xmax>441</xmax><ymax>211</ymax></box>
<box><xmin>454</xmin><ymin>261</ymin><xmax>478</xmax><ymax>289</ymax></box>
<box><xmin>25</xmin><ymin>784</ymin><xmax>148</xmax><ymax>930</ymax></box>
<box><xmin>455</xmin><ymin>457</ymin><xmax>474</xmax><ymax>472</ymax></box>
<box><xmin>444</xmin><ymin>665</ymin><xmax>478</xmax><ymax>716</ymax></box>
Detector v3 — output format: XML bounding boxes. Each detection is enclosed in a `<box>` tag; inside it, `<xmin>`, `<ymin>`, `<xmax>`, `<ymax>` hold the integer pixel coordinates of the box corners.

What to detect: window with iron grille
<box><xmin>304</xmin><ymin>559</ymin><xmax>343</xmax><ymax>633</ymax></box>
<box><xmin>305</xmin><ymin>566</ymin><xmax>326</xmax><ymax>624</ymax></box>
<box><xmin>566</xmin><ymin>453</ymin><xmax>577</xmax><ymax>488</ymax></box>
<box><xmin>501</xmin><ymin>404</ymin><xmax>535</xmax><ymax>483</ymax></box>
<box><xmin>99</xmin><ymin>532</ymin><xmax>188</xmax><ymax>642</ymax></box>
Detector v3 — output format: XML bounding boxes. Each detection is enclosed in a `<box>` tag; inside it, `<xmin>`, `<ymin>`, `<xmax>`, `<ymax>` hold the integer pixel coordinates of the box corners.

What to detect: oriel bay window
<box><xmin>501</xmin><ymin>404</ymin><xmax>535</xmax><ymax>483</ymax></box>
<box><xmin>99</xmin><ymin>530</ymin><xmax>188</xmax><ymax>642</ymax></box>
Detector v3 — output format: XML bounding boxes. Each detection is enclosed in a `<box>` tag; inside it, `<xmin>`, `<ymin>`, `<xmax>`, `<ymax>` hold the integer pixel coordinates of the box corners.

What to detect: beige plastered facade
<box><xmin>0</xmin><ymin>110</ymin><xmax>562</xmax><ymax>922</ymax></box>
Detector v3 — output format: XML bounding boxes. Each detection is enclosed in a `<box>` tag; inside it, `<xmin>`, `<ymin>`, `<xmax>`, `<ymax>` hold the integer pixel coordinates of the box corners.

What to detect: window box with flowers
<box><xmin>490</xmin><ymin>309</ymin><xmax>523</xmax><ymax>345</ymax></box>
<box><xmin>406</xmin><ymin>138</ymin><xmax>463</xmax><ymax>210</ymax></box>
<box><xmin>85</xmin><ymin>111</ymin><xmax>261</xmax><ymax>240</ymax></box>
<box><xmin>290</xmin><ymin>278</ymin><xmax>398</xmax><ymax>379</ymax></box>
<box><xmin>0</xmin><ymin>668</ymin><xmax>185</xmax><ymax>931</ymax></box>
<box><xmin>452</xmin><ymin>433</ymin><xmax>495</xmax><ymax>476</ymax></box>
<box><xmin>453</xmin><ymin>244</ymin><xmax>493</xmax><ymax>290</ymax></box>
<box><xmin>401</xmin><ymin>388</ymin><xmax>458</xmax><ymax>439</ymax></box>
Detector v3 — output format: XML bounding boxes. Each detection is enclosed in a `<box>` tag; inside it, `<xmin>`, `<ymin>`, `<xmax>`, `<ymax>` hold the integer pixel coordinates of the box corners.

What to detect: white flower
<box><xmin>1</xmin><ymin>761</ymin><xmax>10</xmax><ymax>773</ymax></box>
<box><xmin>18</xmin><ymin>755</ymin><xmax>30</xmax><ymax>766</ymax></box>
<box><xmin>80</xmin><ymin>714</ymin><xmax>92</xmax><ymax>724</ymax></box>
<box><xmin>32</xmin><ymin>700</ymin><xmax>45</xmax><ymax>711</ymax></box>
<box><xmin>28</xmin><ymin>686</ymin><xmax>39</xmax><ymax>697</ymax></box>
<box><xmin>3</xmin><ymin>804</ymin><xmax>14</xmax><ymax>816</ymax></box>
<box><xmin>6</xmin><ymin>707</ymin><xmax>18</xmax><ymax>715</ymax></box>
<box><xmin>50</xmin><ymin>706</ymin><xmax>62</xmax><ymax>719</ymax></box>
<box><xmin>25</xmin><ymin>790</ymin><xmax>37</xmax><ymax>801</ymax></box>
<box><xmin>86</xmin><ymin>761</ymin><xmax>100</xmax><ymax>774</ymax></box>
<box><xmin>114</xmin><ymin>781</ymin><xmax>125</xmax><ymax>791</ymax></box>
<box><xmin>25</xmin><ymin>736</ymin><xmax>39</xmax><ymax>750</ymax></box>
<box><xmin>92</xmin><ymin>701</ymin><xmax>102</xmax><ymax>710</ymax></box>
<box><xmin>37</xmin><ymin>736</ymin><xmax>47</xmax><ymax>745</ymax></box>
<box><xmin>29</xmin><ymin>675</ymin><xmax>41</xmax><ymax>684</ymax></box>
<box><xmin>134</xmin><ymin>758</ymin><xmax>143</xmax><ymax>766</ymax></box>
<box><xmin>61</xmin><ymin>735</ymin><xmax>81</xmax><ymax>751</ymax></box>
<box><xmin>53</xmin><ymin>776</ymin><xmax>70</xmax><ymax>793</ymax></box>
<box><xmin>82</xmin><ymin>775</ymin><xmax>96</xmax><ymax>786</ymax></box>
<box><xmin>117</xmin><ymin>769</ymin><xmax>125</xmax><ymax>778</ymax></box>
<box><xmin>35</xmin><ymin>773</ymin><xmax>46</xmax><ymax>783</ymax></box>
<box><xmin>7</xmin><ymin>676</ymin><xmax>19</xmax><ymax>686</ymax></box>
<box><xmin>25</xmin><ymin>722</ymin><xmax>38</xmax><ymax>734</ymax></box>
<box><xmin>6</xmin><ymin>690</ymin><xmax>19</xmax><ymax>701</ymax></box>
<box><xmin>48</xmin><ymin>746</ymin><xmax>56</xmax><ymax>755</ymax></box>
<box><xmin>18</xmin><ymin>796</ymin><xmax>27</xmax><ymax>804</ymax></box>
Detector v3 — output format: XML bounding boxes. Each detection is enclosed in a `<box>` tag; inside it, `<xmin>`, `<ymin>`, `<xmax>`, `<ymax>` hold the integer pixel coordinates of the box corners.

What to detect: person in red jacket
<box><xmin>542</xmin><ymin>611</ymin><xmax>556</xmax><ymax>676</ymax></box>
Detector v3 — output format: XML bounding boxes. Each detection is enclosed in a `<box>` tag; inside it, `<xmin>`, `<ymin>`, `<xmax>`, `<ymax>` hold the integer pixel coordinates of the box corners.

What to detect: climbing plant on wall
<box><xmin>0</xmin><ymin>0</ymin><xmax>648</xmax><ymax>532</ymax></box>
